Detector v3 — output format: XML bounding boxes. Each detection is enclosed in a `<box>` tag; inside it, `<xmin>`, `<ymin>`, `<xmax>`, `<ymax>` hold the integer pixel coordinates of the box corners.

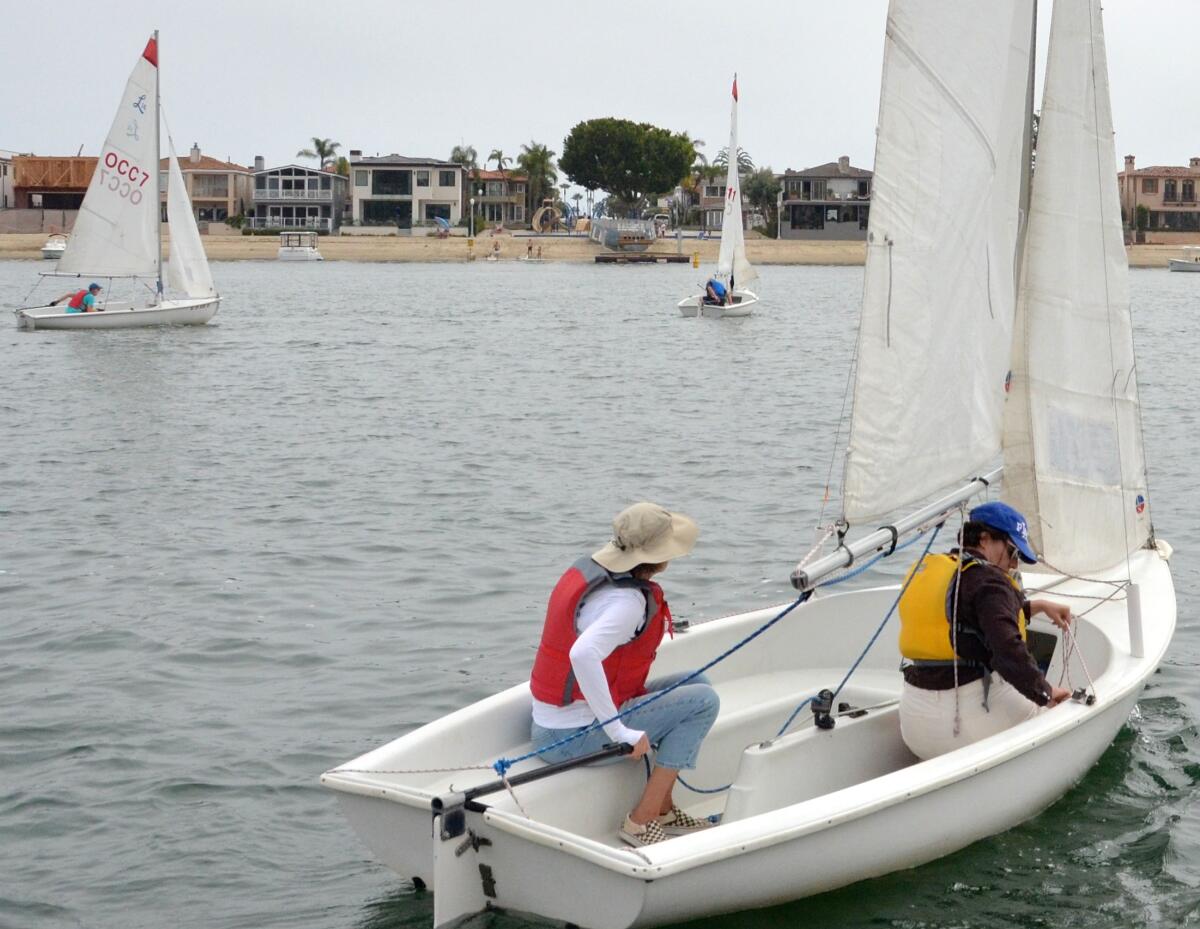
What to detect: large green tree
<box><xmin>517</xmin><ymin>141</ymin><xmax>558</xmax><ymax>214</ymax></box>
<box><xmin>560</xmin><ymin>118</ymin><xmax>696</xmax><ymax>214</ymax></box>
<box><xmin>296</xmin><ymin>137</ymin><xmax>341</xmax><ymax>169</ymax></box>
<box><xmin>743</xmin><ymin>167</ymin><xmax>782</xmax><ymax>235</ymax></box>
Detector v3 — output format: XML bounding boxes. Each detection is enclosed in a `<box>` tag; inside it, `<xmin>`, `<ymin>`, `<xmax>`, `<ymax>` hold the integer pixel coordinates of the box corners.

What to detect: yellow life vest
<box><xmin>898</xmin><ymin>553</ymin><xmax>1026</xmax><ymax>662</ymax></box>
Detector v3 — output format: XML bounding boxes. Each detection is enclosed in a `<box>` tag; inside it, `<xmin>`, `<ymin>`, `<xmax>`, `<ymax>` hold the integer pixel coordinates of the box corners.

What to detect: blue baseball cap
<box><xmin>970</xmin><ymin>501</ymin><xmax>1037</xmax><ymax>564</ymax></box>
<box><xmin>88</xmin><ymin>282</ymin><xmax>102</xmax><ymax>291</ymax></box>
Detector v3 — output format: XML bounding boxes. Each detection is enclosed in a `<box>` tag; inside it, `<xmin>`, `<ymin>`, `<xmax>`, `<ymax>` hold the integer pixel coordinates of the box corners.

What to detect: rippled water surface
<box><xmin>2</xmin><ymin>260</ymin><xmax>1197</xmax><ymax>929</ymax></box>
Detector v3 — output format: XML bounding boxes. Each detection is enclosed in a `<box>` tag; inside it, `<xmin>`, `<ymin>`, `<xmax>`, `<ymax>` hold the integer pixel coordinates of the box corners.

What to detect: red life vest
<box><xmin>68</xmin><ymin>290</ymin><xmax>89</xmax><ymax>310</ymax></box>
<box><xmin>529</xmin><ymin>557</ymin><xmax>672</xmax><ymax>708</ymax></box>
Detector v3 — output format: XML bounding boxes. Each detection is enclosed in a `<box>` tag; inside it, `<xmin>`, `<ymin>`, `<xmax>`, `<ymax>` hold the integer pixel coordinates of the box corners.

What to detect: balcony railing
<box><xmin>247</xmin><ymin>216</ymin><xmax>332</xmax><ymax>231</ymax></box>
<box><xmin>253</xmin><ymin>188</ymin><xmax>333</xmax><ymax>201</ymax></box>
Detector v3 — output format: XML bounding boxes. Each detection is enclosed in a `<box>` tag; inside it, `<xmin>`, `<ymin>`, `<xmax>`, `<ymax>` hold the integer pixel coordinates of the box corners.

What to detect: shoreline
<box><xmin>0</xmin><ymin>232</ymin><xmax>1180</xmax><ymax>267</ymax></box>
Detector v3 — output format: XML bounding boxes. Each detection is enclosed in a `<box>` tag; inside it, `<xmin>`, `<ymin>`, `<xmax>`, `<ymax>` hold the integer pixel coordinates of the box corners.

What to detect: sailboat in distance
<box><xmin>322</xmin><ymin>3</ymin><xmax>1173</xmax><ymax>926</ymax></box>
<box><xmin>678</xmin><ymin>74</ymin><xmax>759</xmax><ymax>318</ymax></box>
<box><xmin>14</xmin><ymin>33</ymin><xmax>220</xmax><ymax>331</ymax></box>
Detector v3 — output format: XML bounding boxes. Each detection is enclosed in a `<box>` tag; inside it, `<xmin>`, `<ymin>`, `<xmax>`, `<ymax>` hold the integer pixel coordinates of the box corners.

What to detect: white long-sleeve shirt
<box><xmin>530</xmin><ymin>584</ymin><xmax>648</xmax><ymax>746</ymax></box>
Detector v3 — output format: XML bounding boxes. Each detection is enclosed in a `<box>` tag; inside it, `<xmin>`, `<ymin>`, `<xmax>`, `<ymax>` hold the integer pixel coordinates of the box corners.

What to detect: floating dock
<box><xmin>594</xmin><ymin>253</ymin><xmax>691</xmax><ymax>264</ymax></box>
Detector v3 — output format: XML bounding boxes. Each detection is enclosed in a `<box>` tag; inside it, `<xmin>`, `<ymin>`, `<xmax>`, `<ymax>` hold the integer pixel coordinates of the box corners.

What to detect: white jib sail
<box><xmin>716</xmin><ymin>75</ymin><xmax>758</xmax><ymax>291</ymax></box>
<box><xmin>841</xmin><ymin>0</ymin><xmax>1035</xmax><ymax>523</ymax></box>
<box><xmin>1002</xmin><ymin>0</ymin><xmax>1150</xmax><ymax>574</ymax></box>
<box><xmin>57</xmin><ymin>37</ymin><xmax>160</xmax><ymax>278</ymax></box>
<box><xmin>166</xmin><ymin>135</ymin><xmax>216</xmax><ymax>298</ymax></box>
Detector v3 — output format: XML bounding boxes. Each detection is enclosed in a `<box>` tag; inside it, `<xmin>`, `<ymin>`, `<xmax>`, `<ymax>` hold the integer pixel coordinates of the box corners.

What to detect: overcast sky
<box><xmin>3</xmin><ymin>0</ymin><xmax>1196</xmax><ymax>187</ymax></box>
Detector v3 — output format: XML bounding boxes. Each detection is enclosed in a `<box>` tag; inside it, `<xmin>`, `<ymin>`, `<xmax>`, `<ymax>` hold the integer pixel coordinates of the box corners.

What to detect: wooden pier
<box><xmin>594</xmin><ymin>253</ymin><xmax>692</xmax><ymax>264</ymax></box>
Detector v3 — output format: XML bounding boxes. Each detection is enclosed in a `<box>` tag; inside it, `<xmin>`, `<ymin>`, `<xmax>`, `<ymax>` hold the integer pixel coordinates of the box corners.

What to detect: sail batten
<box><xmin>1002</xmin><ymin>0</ymin><xmax>1149</xmax><ymax>573</ymax></box>
<box><xmin>841</xmin><ymin>0</ymin><xmax>1036</xmax><ymax>524</ymax></box>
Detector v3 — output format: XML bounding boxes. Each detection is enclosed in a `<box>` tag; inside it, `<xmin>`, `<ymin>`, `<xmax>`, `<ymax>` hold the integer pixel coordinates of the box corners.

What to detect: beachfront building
<box><xmin>248</xmin><ymin>158</ymin><xmax>349</xmax><ymax>231</ymax></box>
<box><xmin>1119</xmin><ymin>155</ymin><xmax>1200</xmax><ymax>240</ymax></box>
<box><xmin>778</xmin><ymin>156</ymin><xmax>872</xmax><ymax>240</ymax></box>
<box><xmin>10</xmin><ymin>155</ymin><xmax>96</xmax><ymax>209</ymax></box>
<box><xmin>158</xmin><ymin>144</ymin><xmax>253</xmax><ymax>224</ymax></box>
<box><xmin>347</xmin><ymin>152</ymin><xmax>463</xmax><ymax>230</ymax></box>
<box><xmin>0</xmin><ymin>150</ymin><xmax>15</xmax><ymax>209</ymax></box>
<box><xmin>467</xmin><ymin>170</ymin><xmax>527</xmax><ymax>229</ymax></box>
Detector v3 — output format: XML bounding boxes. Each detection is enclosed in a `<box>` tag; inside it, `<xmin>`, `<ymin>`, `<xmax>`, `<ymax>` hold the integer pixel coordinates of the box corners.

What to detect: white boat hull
<box><xmin>41</xmin><ymin>247</ymin><xmax>66</xmax><ymax>260</ymax></box>
<box><xmin>278</xmin><ymin>247</ymin><xmax>323</xmax><ymax>261</ymax></box>
<box><xmin>14</xmin><ymin>296</ymin><xmax>220</xmax><ymax>331</ymax></box>
<box><xmin>323</xmin><ymin>545</ymin><xmax>1173</xmax><ymax>929</ymax></box>
<box><xmin>677</xmin><ymin>289</ymin><xmax>758</xmax><ymax>318</ymax></box>
<box><xmin>1167</xmin><ymin>258</ymin><xmax>1200</xmax><ymax>272</ymax></box>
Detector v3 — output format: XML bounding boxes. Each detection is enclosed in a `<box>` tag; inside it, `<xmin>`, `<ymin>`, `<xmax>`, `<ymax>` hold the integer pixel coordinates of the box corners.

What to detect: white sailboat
<box><xmin>323</xmin><ymin>4</ymin><xmax>1174</xmax><ymax>928</ymax></box>
<box><xmin>678</xmin><ymin>75</ymin><xmax>759</xmax><ymax>319</ymax></box>
<box><xmin>14</xmin><ymin>34</ymin><xmax>220</xmax><ymax>332</ymax></box>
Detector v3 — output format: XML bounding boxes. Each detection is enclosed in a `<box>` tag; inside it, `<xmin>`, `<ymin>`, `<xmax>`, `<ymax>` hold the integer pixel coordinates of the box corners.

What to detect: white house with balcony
<box><xmin>777</xmin><ymin>155</ymin><xmax>872</xmax><ymax>240</ymax></box>
<box><xmin>248</xmin><ymin>158</ymin><xmax>348</xmax><ymax>231</ymax></box>
<box><xmin>347</xmin><ymin>151</ymin><xmax>463</xmax><ymax>230</ymax></box>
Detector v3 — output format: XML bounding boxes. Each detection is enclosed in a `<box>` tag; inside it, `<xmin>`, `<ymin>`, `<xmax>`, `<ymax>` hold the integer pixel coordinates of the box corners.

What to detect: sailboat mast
<box><xmin>154</xmin><ymin>28</ymin><xmax>163</xmax><ymax>299</ymax></box>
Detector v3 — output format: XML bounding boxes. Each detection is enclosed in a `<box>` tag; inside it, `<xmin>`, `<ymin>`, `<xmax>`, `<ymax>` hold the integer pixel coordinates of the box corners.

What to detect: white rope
<box><xmin>501</xmin><ymin>772</ymin><xmax>531</xmax><ymax>819</ymax></box>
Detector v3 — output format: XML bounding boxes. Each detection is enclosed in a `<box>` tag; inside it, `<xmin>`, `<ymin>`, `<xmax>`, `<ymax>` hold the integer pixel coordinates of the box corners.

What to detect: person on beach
<box><xmin>536</xmin><ymin>245</ymin><xmax>542</xmax><ymax>259</ymax></box>
<box><xmin>703</xmin><ymin>278</ymin><xmax>728</xmax><ymax>305</ymax></box>
<box><xmin>51</xmin><ymin>282</ymin><xmax>102</xmax><ymax>313</ymax></box>
<box><xmin>898</xmin><ymin>501</ymin><xmax>1074</xmax><ymax>760</ymax></box>
<box><xmin>529</xmin><ymin>502</ymin><xmax>719</xmax><ymax>847</ymax></box>
<box><xmin>526</xmin><ymin>241</ymin><xmax>533</xmax><ymax>258</ymax></box>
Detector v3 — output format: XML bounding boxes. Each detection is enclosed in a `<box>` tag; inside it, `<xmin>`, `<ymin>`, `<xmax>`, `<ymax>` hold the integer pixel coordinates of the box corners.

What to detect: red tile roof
<box><xmin>158</xmin><ymin>155</ymin><xmax>250</xmax><ymax>173</ymax></box>
<box><xmin>1120</xmin><ymin>165</ymin><xmax>1200</xmax><ymax>177</ymax></box>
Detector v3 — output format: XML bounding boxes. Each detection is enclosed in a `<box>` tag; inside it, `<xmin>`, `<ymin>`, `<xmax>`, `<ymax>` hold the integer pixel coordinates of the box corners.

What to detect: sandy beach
<box><xmin>0</xmin><ymin>232</ymin><xmax>1180</xmax><ymax>267</ymax></box>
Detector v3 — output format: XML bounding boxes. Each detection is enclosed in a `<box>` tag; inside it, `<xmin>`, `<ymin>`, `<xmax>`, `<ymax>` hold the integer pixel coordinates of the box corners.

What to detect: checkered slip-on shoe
<box><xmin>656</xmin><ymin>806</ymin><xmax>712</xmax><ymax>836</ymax></box>
<box><xmin>619</xmin><ymin>815</ymin><xmax>670</xmax><ymax>847</ymax></box>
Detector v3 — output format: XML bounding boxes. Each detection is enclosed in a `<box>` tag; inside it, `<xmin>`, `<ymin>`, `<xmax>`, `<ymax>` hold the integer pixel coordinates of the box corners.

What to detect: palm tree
<box><xmin>714</xmin><ymin>146</ymin><xmax>755</xmax><ymax>178</ymax></box>
<box><xmin>516</xmin><ymin>141</ymin><xmax>557</xmax><ymax>218</ymax></box>
<box><xmin>488</xmin><ymin>148</ymin><xmax>512</xmax><ymax>177</ymax></box>
<box><xmin>449</xmin><ymin>145</ymin><xmax>479</xmax><ymax>173</ymax></box>
<box><xmin>296</xmin><ymin>137</ymin><xmax>341</xmax><ymax>169</ymax></box>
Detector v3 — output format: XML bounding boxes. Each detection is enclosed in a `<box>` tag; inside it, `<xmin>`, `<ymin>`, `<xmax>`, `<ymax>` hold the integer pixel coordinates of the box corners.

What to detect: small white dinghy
<box><xmin>14</xmin><ymin>33</ymin><xmax>219</xmax><ymax>332</ymax></box>
<box><xmin>1167</xmin><ymin>245</ymin><xmax>1200</xmax><ymax>272</ymax></box>
<box><xmin>40</xmin><ymin>233</ymin><xmax>67</xmax><ymax>260</ymax></box>
<box><xmin>678</xmin><ymin>75</ymin><xmax>759</xmax><ymax>319</ymax></box>
<box><xmin>324</xmin><ymin>3</ymin><xmax>1175</xmax><ymax>927</ymax></box>
<box><xmin>278</xmin><ymin>231</ymin><xmax>323</xmax><ymax>261</ymax></box>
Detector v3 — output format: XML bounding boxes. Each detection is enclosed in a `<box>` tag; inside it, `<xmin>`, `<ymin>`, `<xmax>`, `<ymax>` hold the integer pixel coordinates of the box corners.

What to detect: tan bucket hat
<box><xmin>592</xmin><ymin>502</ymin><xmax>699</xmax><ymax>574</ymax></box>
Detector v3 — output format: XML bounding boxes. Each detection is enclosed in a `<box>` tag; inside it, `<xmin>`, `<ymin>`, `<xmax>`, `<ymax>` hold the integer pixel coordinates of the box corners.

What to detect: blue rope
<box><xmin>773</xmin><ymin>523</ymin><xmax>943</xmax><ymax>738</ymax></box>
<box><xmin>493</xmin><ymin>591</ymin><xmax>812</xmax><ymax>776</ymax></box>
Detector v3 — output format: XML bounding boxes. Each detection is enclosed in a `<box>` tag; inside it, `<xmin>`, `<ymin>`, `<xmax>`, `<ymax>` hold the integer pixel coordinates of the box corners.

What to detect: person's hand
<box><xmin>1049</xmin><ymin>685</ymin><xmax>1072</xmax><ymax>706</ymax></box>
<box><xmin>1032</xmin><ymin>599</ymin><xmax>1073</xmax><ymax>631</ymax></box>
<box><xmin>629</xmin><ymin>733</ymin><xmax>650</xmax><ymax>760</ymax></box>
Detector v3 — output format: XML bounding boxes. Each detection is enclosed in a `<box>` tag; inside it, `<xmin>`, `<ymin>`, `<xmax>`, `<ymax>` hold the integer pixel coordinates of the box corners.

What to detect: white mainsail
<box><xmin>841</xmin><ymin>0</ymin><xmax>1036</xmax><ymax>523</ymax></box>
<box><xmin>57</xmin><ymin>37</ymin><xmax>160</xmax><ymax>279</ymax></box>
<box><xmin>166</xmin><ymin>135</ymin><xmax>216</xmax><ymax>298</ymax></box>
<box><xmin>1002</xmin><ymin>0</ymin><xmax>1150</xmax><ymax>574</ymax></box>
<box><xmin>716</xmin><ymin>75</ymin><xmax>757</xmax><ymax>291</ymax></box>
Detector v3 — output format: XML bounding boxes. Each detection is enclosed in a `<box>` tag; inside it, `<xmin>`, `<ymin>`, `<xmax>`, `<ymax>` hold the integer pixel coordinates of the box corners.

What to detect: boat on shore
<box><xmin>40</xmin><ymin>233</ymin><xmax>67</xmax><ymax>260</ymax></box>
<box><xmin>323</xmin><ymin>3</ymin><xmax>1174</xmax><ymax>927</ymax></box>
<box><xmin>14</xmin><ymin>33</ymin><xmax>219</xmax><ymax>332</ymax></box>
<box><xmin>278</xmin><ymin>231</ymin><xmax>323</xmax><ymax>261</ymax></box>
<box><xmin>1167</xmin><ymin>245</ymin><xmax>1200</xmax><ymax>272</ymax></box>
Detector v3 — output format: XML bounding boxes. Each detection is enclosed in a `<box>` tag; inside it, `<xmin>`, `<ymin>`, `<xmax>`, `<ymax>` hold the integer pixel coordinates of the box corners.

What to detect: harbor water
<box><xmin>2</xmin><ymin>260</ymin><xmax>1197</xmax><ymax>929</ymax></box>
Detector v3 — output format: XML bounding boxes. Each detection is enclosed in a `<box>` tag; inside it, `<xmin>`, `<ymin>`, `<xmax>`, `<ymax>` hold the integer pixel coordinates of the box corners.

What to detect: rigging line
<box><xmin>1086</xmin><ymin>0</ymin><xmax>1135</xmax><ymax>586</ymax></box>
<box><xmin>817</xmin><ymin>281</ymin><xmax>865</xmax><ymax>533</ymax></box>
<box><xmin>950</xmin><ymin>503</ymin><xmax>967</xmax><ymax>736</ymax></box>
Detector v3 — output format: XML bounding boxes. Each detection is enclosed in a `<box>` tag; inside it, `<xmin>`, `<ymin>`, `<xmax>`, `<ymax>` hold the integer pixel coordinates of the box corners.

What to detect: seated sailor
<box><xmin>703</xmin><ymin>278</ymin><xmax>728</xmax><ymax>305</ymax></box>
<box><xmin>898</xmin><ymin>501</ymin><xmax>1073</xmax><ymax>760</ymax></box>
<box><xmin>529</xmin><ymin>502</ymin><xmax>719</xmax><ymax>847</ymax></box>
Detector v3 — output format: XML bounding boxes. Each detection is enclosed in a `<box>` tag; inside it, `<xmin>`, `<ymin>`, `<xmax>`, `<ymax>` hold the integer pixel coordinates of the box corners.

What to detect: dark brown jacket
<box><xmin>902</xmin><ymin>547</ymin><xmax>1053</xmax><ymax>706</ymax></box>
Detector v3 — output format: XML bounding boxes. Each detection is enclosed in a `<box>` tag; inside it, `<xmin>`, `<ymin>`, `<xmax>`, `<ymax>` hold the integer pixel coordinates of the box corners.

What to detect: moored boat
<box><xmin>40</xmin><ymin>233</ymin><xmax>67</xmax><ymax>260</ymax></box>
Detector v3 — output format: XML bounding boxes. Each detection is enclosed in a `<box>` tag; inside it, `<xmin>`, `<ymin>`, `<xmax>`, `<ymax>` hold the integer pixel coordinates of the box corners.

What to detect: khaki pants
<box><xmin>899</xmin><ymin>676</ymin><xmax>1046</xmax><ymax>760</ymax></box>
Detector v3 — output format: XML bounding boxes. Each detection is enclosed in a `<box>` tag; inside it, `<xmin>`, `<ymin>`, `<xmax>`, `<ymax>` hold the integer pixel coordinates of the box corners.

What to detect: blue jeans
<box><xmin>530</xmin><ymin>671</ymin><xmax>720</xmax><ymax>770</ymax></box>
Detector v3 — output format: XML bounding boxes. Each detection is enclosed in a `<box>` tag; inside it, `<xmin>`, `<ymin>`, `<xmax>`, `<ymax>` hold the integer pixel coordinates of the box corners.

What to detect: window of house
<box><xmin>704</xmin><ymin>185</ymin><xmax>724</xmax><ymax>198</ymax></box>
<box><xmin>439</xmin><ymin>170</ymin><xmax>456</xmax><ymax>187</ymax></box>
<box><xmin>363</xmin><ymin>200</ymin><xmax>412</xmax><ymax>226</ymax></box>
<box><xmin>1184</xmin><ymin>180</ymin><xmax>1195</xmax><ymax>202</ymax></box>
<box><xmin>485</xmin><ymin>203</ymin><xmax>505</xmax><ymax>222</ymax></box>
<box><xmin>1164</xmin><ymin>179</ymin><xmax>1178</xmax><ymax>201</ymax></box>
<box><xmin>514</xmin><ymin>205</ymin><xmax>525</xmax><ymax>222</ymax></box>
<box><xmin>1142</xmin><ymin>178</ymin><xmax>1158</xmax><ymax>194</ymax></box>
<box><xmin>354</xmin><ymin>170</ymin><xmax>368</xmax><ymax>186</ymax></box>
<box><xmin>858</xmin><ymin>180</ymin><xmax>870</xmax><ymax>197</ymax></box>
<box><xmin>372</xmin><ymin>170</ymin><xmax>411</xmax><ymax>195</ymax></box>
<box><xmin>320</xmin><ymin>176</ymin><xmax>331</xmax><ymax>190</ymax></box>
<box><xmin>486</xmin><ymin>181</ymin><xmax>503</xmax><ymax>197</ymax></box>
<box><xmin>416</xmin><ymin>170</ymin><xmax>430</xmax><ymax>187</ymax></box>
<box><xmin>255</xmin><ymin>175</ymin><xmax>266</xmax><ymax>190</ymax></box>
<box><xmin>424</xmin><ymin>203</ymin><xmax>451</xmax><ymax>221</ymax></box>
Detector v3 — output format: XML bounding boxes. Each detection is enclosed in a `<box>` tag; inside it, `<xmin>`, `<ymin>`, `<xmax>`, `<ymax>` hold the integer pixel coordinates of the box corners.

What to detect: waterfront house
<box><xmin>158</xmin><ymin>144</ymin><xmax>252</xmax><ymax>223</ymax></box>
<box><xmin>778</xmin><ymin>156</ymin><xmax>872</xmax><ymax>240</ymax></box>
<box><xmin>248</xmin><ymin>157</ymin><xmax>348</xmax><ymax>231</ymax></box>
<box><xmin>347</xmin><ymin>152</ymin><xmax>463</xmax><ymax>230</ymax></box>
<box><xmin>468</xmin><ymin>169</ymin><xmax>527</xmax><ymax>228</ymax></box>
<box><xmin>0</xmin><ymin>150</ymin><xmax>15</xmax><ymax>209</ymax></box>
<box><xmin>11</xmin><ymin>155</ymin><xmax>96</xmax><ymax>209</ymax></box>
<box><xmin>1119</xmin><ymin>155</ymin><xmax>1200</xmax><ymax>240</ymax></box>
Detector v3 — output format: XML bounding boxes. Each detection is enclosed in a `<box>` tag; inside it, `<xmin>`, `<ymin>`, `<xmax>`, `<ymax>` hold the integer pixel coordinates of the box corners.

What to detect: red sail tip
<box><xmin>732</xmin><ymin>76</ymin><xmax>738</xmax><ymax>101</ymax></box>
<box><xmin>143</xmin><ymin>36</ymin><xmax>158</xmax><ymax>66</ymax></box>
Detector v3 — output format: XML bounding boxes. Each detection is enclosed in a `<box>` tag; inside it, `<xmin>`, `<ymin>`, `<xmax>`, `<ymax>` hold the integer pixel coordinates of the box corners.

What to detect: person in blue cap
<box><xmin>51</xmin><ymin>282</ymin><xmax>103</xmax><ymax>313</ymax></box>
<box><xmin>896</xmin><ymin>500</ymin><xmax>1074</xmax><ymax>760</ymax></box>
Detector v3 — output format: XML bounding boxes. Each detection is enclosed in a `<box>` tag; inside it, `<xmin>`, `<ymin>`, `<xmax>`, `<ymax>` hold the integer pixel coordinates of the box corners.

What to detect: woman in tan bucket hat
<box><xmin>528</xmin><ymin>502</ymin><xmax>720</xmax><ymax>847</ymax></box>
